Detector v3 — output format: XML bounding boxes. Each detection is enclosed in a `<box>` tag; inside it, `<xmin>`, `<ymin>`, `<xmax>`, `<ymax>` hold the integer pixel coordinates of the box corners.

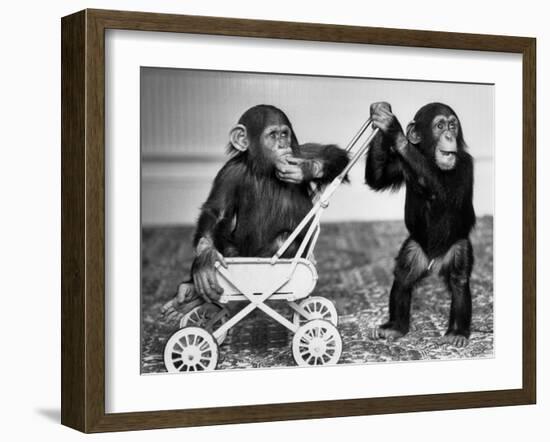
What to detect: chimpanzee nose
<box><xmin>444</xmin><ymin>131</ymin><xmax>453</xmax><ymax>141</ymax></box>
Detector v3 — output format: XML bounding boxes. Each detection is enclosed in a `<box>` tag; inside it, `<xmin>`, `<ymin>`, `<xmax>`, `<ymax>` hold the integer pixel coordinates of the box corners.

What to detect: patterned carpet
<box><xmin>141</xmin><ymin>216</ymin><xmax>493</xmax><ymax>373</ymax></box>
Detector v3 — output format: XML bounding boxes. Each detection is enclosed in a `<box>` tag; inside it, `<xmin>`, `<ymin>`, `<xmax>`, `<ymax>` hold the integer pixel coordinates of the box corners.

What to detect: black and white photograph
<box><xmin>140</xmin><ymin>67</ymin><xmax>494</xmax><ymax>373</ymax></box>
<box><xmin>2</xmin><ymin>0</ymin><xmax>545</xmax><ymax>438</ymax></box>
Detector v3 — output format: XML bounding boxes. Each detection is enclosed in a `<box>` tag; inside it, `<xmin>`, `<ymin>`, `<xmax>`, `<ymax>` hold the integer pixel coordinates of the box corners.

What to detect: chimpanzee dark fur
<box><xmin>195</xmin><ymin>104</ymin><xmax>349</xmax><ymax>258</ymax></box>
<box><xmin>365</xmin><ymin>102</ymin><xmax>475</xmax><ymax>346</ymax></box>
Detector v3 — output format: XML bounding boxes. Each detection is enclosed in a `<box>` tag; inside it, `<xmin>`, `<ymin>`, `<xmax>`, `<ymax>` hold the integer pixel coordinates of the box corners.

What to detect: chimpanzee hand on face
<box><xmin>192</xmin><ymin>239</ymin><xmax>227</xmax><ymax>302</ymax></box>
<box><xmin>370</xmin><ymin>102</ymin><xmax>407</xmax><ymax>148</ymax></box>
<box><xmin>275</xmin><ymin>156</ymin><xmax>323</xmax><ymax>184</ymax></box>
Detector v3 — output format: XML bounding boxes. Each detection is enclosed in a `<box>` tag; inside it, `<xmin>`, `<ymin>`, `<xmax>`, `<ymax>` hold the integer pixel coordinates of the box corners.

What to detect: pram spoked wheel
<box><xmin>292</xmin><ymin>319</ymin><xmax>342</xmax><ymax>366</ymax></box>
<box><xmin>164</xmin><ymin>326</ymin><xmax>218</xmax><ymax>373</ymax></box>
<box><xmin>180</xmin><ymin>303</ymin><xmax>229</xmax><ymax>344</ymax></box>
<box><xmin>293</xmin><ymin>296</ymin><xmax>338</xmax><ymax>327</ymax></box>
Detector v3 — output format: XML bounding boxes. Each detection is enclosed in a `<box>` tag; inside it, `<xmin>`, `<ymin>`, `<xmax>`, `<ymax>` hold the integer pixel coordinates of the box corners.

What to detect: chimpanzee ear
<box><xmin>229</xmin><ymin>124</ymin><xmax>249</xmax><ymax>152</ymax></box>
<box><xmin>406</xmin><ymin>120</ymin><xmax>422</xmax><ymax>145</ymax></box>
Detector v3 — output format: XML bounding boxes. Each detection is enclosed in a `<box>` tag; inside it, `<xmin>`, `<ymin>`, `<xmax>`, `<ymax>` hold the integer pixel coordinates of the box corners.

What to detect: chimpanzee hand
<box><xmin>275</xmin><ymin>156</ymin><xmax>323</xmax><ymax>184</ymax></box>
<box><xmin>370</xmin><ymin>102</ymin><xmax>407</xmax><ymax>148</ymax></box>
<box><xmin>192</xmin><ymin>239</ymin><xmax>227</xmax><ymax>302</ymax></box>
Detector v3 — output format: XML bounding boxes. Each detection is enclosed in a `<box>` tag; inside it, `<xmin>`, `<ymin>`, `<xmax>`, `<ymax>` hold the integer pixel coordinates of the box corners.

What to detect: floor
<box><xmin>141</xmin><ymin>216</ymin><xmax>494</xmax><ymax>373</ymax></box>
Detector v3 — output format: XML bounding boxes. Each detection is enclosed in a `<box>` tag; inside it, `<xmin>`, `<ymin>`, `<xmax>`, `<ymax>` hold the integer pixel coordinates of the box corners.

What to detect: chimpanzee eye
<box><xmin>281</xmin><ymin>131</ymin><xmax>289</xmax><ymax>138</ymax></box>
<box><xmin>449</xmin><ymin>121</ymin><xmax>457</xmax><ymax>130</ymax></box>
<box><xmin>437</xmin><ymin>122</ymin><xmax>444</xmax><ymax>130</ymax></box>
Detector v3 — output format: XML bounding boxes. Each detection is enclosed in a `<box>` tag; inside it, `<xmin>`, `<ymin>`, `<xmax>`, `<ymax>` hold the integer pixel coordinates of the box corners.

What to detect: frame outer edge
<box><xmin>522</xmin><ymin>37</ymin><xmax>536</xmax><ymax>404</ymax></box>
<box><xmin>61</xmin><ymin>10</ymin><xmax>87</xmax><ymax>432</ymax></box>
<box><xmin>84</xmin><ymin>9</ymin><xmax>108</xmax><ymax>432</ymax></box>
<box><xmin>60</xmin><ymin>8</ymin><xmax>537</xmax><ymax>432</ymax></box>
<box><xmin>86</xmin><ymin>8</ymin><xmax>532</xmax><ymax>52</ymax></box>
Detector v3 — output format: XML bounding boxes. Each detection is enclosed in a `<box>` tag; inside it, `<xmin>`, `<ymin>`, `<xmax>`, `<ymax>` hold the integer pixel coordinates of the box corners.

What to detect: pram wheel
<box><xmin>293</xmin><ymin>296</ymin><xmax>338</xmax><ymax>327</ymax></box>
<box><xmin>180</xmin><ymin>303</ymin><xmax>229</xmax><ymax>344</ymax></box>
<box><xmin>292</xmin><ymin>319</ymin><xmax>342</xmax><ymax>366</ymax></box>
<box><xmin>164</xmin><ymin>326</ymin><xmax>218</xmax><ymax>373</ymax></box>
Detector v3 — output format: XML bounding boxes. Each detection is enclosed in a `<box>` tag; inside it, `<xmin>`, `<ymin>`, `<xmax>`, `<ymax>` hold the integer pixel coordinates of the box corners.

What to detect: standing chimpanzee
<box><xmin>365</xmin><ymin>102</ymin><xmax>475</xmax><ymax>347</ymax></box>
<box><xmin>162</xmin><ymin>104</ymin><xmax>349</xmax><ymax>320</ymax></box>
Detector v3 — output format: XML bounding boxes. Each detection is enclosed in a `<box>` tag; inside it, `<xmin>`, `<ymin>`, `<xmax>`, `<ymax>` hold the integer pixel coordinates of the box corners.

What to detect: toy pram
<box><xmin>164</xmin><ymin>119</ymin><xmax>380</xmax><ymax>372</ymax></box>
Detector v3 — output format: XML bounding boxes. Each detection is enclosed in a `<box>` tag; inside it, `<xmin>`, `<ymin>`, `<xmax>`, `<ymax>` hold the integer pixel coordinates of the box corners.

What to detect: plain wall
<box><xmin>1</xmin><ymin>1</ymin><xmax>547</xmax><ymax>442</ymax></box>
<box><xmin>141</xmin><ymin>69</ymin><xmax>494</xmax><ymax>225</ymax></box>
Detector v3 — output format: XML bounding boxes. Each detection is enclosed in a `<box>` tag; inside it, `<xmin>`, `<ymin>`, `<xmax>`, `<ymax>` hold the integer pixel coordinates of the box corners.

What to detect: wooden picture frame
<box><xmin>61</xmin><ymin>9</ymin><xmax>536</xmax><ymax>433</ymax></box>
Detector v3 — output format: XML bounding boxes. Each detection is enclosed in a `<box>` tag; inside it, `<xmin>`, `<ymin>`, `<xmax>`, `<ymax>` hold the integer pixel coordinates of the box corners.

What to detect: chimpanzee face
<box><xmin>229</xmin><ymin>105</ymin><xmax>298</xmax><ymax>174</ymax></box>
<box><xmin>260</xmin><ymin>121</ymin><xmax>293</xmax><ymax>166</ymax></box>
<box><xmin>432</xmin><ymin>113</ymin><xmax>459</xmax><ymax>171</ymax></box>
<box><xmin>407</xmin><ymin>103</ymin><xmax>465</xmax><ymax>172</ymax></box>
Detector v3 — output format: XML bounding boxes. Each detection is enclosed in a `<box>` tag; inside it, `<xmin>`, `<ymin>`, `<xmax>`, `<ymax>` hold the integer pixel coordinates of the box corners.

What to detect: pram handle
<box><xmin>316</xmin><ymin>123</ymin><xmax>380</xmax><ymax>203</ymax></box>
<box><xmin>344</xmin><ymin>117</ymin><xmax>375</xmax><ymax>153</ymax></box>
<box><xmin>272</xmin><ymin>119</ymin><xmax>380</xmax><ymax>264</ymax></box>
<box><xmin>339</xmin><ymin>125</ymin><xmax>380</xmax><ymax>179</ymax></box>
<box><xmin>308</xmin><ymin>117</ymin><xmax>375</xmax><ymax>194</ymax></box>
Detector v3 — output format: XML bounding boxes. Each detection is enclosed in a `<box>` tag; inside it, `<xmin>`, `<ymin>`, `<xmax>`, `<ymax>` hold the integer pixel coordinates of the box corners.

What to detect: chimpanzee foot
<box><xmin>161</xmin><ymin>282</ymin><xmax>200</xmax><ymax>322</ymax></box>
<box><xmin>440</xmin><ymin>332</ymin><xmax>469</xmax><ymax>347</ymax></box>
<box><xmin>370</xmin><ymin>323</ymin><xmax>406</xmax><ymax>341</ymax></box>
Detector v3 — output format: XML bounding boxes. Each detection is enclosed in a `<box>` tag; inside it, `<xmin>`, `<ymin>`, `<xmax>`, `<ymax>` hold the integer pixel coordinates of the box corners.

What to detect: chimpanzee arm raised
<box><xmin>275</xmin><ymin>143</ymin><xmax>348</xmax><ymax>185</ymax></box>
<box><xmin>365</xmin><ymin>133</ymin><xmax>405</xmax><ymax>191</ymax></box>
<box><xmin>296</xmin><ymin>143</ymin><xmax>350</xmax><ymax>184</ymax></box>
<box><xmin>370</xmin><ymin>102</ymin><xmax>446</xmax><ymax>199</ymax></box>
